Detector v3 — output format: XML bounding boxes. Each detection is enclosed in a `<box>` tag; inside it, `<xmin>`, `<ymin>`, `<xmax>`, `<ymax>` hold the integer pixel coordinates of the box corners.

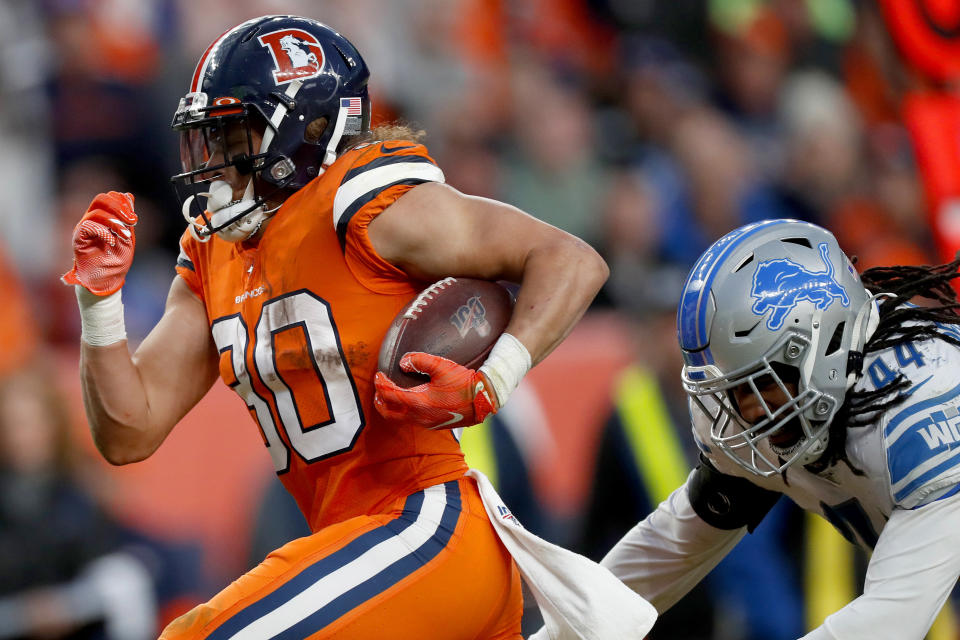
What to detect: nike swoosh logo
<box><xmin>474</xmin><ymin>381</ymin><xmax>493</xmax><ymax>405</ymax></box>
<box><xmin>381</xmin><ymin>142</ymin><xmax>416</xmax><ymax>154</ymax></box>
<box><xmin>903</xmin><ymin>375</ymin><xmax>933</xmax><ymax>397</ymax></box>
<box><xmin>436</xmin><ymin>411</ymin><xmax>463</xmax><ymax>428</ymax></box>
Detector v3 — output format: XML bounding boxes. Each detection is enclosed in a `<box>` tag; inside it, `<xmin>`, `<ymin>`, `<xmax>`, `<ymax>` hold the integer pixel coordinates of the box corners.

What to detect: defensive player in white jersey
<box><xmin>601</xmin><ymin>219</ymin><xmax>960</xmax><ymax>639</ymax></box>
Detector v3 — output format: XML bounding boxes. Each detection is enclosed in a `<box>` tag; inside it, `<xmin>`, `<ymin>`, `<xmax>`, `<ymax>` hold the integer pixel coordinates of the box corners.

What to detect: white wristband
<box><xmin>75</xmin><ymin>286</ymin><xmax>127</xmax><ymax>346</ymax></box>
<box><xmin>478</xmin><ymin>332</ymin><xmax>532</xmax><ymax>408</ymax></box>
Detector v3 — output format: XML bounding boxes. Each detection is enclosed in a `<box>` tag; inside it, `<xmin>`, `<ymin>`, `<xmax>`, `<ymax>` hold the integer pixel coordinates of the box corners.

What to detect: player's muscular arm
<box><xmin>81</xmin><ymin>277</ymin><xmax>219</xmax><ymax>464</ymax></box>
<box><xmin>369</xmin><ymin>182</ymin><xmax>608</xmax><ymax>365</ymax></box>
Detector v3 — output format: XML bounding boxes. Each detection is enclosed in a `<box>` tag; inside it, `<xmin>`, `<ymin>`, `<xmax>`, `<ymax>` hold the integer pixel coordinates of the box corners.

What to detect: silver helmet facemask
<box><xmin>678</xmin><ymin>220</ymin><xmax>879</xmax><ymax>477</ymax></box>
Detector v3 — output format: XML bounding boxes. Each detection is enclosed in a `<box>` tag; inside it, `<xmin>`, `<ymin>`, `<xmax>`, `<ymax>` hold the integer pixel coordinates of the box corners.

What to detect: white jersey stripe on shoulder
<box><xmin>228</xmin><ymin>483</ymin><xmax>449</xmax><ymax>639</ymax></box>
<box><xmin>333</xmin><ymin>162</ymin><xmax>445</xmax><ymax>229</ymax></box>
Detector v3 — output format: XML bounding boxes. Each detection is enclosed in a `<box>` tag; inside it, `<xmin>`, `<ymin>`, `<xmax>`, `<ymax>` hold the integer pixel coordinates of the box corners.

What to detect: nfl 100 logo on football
<box><xmin>450</xmin><ymin>296</ymin><xmax>491</xmax><ymax>338</ymax></box>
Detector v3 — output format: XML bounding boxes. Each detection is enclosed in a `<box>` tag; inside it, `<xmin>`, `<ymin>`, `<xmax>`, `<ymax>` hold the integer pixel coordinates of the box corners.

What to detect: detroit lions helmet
<box><xmin>171</xmin><ymin>15</ymin><xmax>371</xmax><ymax>241</ymax></box>
<box><xmin>678</xmin><ymin>220</ymin><xmax>878</xmax><ymax>476</ymax></box>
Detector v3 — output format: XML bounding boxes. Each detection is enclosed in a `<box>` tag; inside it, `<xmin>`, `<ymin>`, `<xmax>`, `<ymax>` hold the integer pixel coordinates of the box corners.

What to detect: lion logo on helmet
<box><xmin>750</xmin><ymin>243</ymin><xmax>850</xmax><ymax>330</ymax></box>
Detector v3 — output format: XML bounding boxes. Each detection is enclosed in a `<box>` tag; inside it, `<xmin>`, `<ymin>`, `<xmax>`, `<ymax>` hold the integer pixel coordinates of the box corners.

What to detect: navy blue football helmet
<box><xmin>171</xmin><ymin>15</ymin><xmax>371</xmax><ymax>241</ymax></box>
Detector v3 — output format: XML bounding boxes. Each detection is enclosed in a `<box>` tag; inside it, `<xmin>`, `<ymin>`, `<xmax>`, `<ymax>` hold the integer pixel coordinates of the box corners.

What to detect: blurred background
<box><xmin>2</xmin><ymin>0</ymin><xmax>960</xmax><ymax>638</ymax></box>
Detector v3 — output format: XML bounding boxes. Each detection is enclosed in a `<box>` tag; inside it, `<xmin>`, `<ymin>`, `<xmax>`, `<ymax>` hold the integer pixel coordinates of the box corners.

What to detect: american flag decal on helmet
<box><xmin>341</xmin><ymin>97</ymin><xmax>362</xmax><ymax>115</ymax></box>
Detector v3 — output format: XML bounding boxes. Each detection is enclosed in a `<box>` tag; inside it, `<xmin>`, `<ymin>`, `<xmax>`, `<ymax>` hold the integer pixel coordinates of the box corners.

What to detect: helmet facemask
<box><xmin>684</xmin><ymin>334</ymin><xmax>831</xmax><ymax>477</ymax></box>
<box><xmin>172</xmin><ymin>97</ymin><xmax>288</xmax><ymax>242</ymax></box>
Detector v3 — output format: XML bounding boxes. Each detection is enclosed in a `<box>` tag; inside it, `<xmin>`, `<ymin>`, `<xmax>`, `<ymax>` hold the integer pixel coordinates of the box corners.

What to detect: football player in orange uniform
<box><xmin>63</xmin><ymin>15</ymin><xmax>608</xmax><ymax>640</ymax></box>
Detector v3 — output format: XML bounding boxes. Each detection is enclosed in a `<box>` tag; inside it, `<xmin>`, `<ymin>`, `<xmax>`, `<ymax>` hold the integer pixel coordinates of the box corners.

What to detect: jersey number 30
<box><xmin>211</xmin><ymin>290</ymin><xmax>365</xmax><ymax>473</ymax></box>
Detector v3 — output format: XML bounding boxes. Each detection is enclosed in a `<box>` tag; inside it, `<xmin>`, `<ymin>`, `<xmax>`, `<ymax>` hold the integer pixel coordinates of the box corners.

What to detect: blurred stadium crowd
<box><xmin>0</xmin><ymin>0</ymin><xmax>953</xmax><ymax>638</ymax></box>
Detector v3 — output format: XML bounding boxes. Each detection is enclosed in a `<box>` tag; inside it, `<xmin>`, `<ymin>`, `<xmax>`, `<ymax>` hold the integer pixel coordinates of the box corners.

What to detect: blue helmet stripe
<box><xmin>677</xmin><ymin>219</ymin><xmax>792</xmax><ymax>358</ymax></box>
<box><xmin>685</xmin><ymin>350</ymin><xmax>709</xmax><ymax>368</ymax></box>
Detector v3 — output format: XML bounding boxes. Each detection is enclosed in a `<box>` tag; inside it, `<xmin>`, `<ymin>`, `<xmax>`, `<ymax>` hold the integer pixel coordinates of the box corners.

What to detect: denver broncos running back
<box><xmin>62</xmin><ymin>15</ymin><xmax>610</xmax><ymax>639</ymax></box>
<box><xmin>600</xmin><ymin>219</ymin><xmax>960</xmax><ymax>639</ymax></box>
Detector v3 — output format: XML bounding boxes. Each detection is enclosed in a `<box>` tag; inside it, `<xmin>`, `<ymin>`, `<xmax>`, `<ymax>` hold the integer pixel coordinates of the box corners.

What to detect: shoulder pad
<box><xmin>332</xmin><ymin>143</ymin><xmax>445</xmax><ymax>247</ymax></box>
<box><xmin>688</xmin><ymin>455</ymin><xmax>781</xmax><ymax>531</ymax></box>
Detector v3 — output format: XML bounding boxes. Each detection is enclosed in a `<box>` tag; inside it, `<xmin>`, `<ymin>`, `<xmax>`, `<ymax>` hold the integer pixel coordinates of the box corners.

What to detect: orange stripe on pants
<box><xmin>160</xmin><ymin>478</ymin><xmax>523</xmax><ymax>639</ymax></box>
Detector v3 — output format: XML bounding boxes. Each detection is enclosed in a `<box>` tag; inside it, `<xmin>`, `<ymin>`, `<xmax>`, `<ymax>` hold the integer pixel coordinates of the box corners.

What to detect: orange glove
<box><xmin>61</xmin><ymin>191</ymin><xmax>137</xmax><ymax>296</ymax></box>
<box><xmin>374</xmin><ymin>352</ymin><xmax>498</xmax><ymax>429</ymax></box>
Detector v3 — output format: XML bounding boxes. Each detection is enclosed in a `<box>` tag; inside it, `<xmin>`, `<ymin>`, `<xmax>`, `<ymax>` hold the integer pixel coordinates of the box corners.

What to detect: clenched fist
<box><xmin>61</xmin><ymin>191</ymin><xmax>138</xmax><ymax>296</ymax></box>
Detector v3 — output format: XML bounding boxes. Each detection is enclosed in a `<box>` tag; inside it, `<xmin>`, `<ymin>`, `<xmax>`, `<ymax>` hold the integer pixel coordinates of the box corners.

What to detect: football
<box><xmin>378</xmin><ymin>277</ymin><xmax>515</xmax><ymax>388</ymax></box>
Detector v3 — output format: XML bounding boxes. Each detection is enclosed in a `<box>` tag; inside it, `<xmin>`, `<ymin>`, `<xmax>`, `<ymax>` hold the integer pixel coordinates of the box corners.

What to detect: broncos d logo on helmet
<box><xmin>750</xmin><ymin>243</ymin><xmax>850</xmax><ymax>330</ymax></box>
<box><xmin>258</xmin><ymin>28</ymin><xmax>325</xmax><ymax>85</ymax></box>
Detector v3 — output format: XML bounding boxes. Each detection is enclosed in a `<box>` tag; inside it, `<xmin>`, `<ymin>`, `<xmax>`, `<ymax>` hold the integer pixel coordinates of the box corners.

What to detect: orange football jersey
<box><xmin>175</xmin><ymin>141</ymin><xmax>468</xmax><ymax>531</ymax></box>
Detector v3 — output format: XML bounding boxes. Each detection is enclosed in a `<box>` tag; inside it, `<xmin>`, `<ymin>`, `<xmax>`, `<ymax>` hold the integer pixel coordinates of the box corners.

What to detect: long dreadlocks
<box><xmin>814</xmin><ymin>256</ymin><xmax>960</xmax><ymax>473</ymax></box>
